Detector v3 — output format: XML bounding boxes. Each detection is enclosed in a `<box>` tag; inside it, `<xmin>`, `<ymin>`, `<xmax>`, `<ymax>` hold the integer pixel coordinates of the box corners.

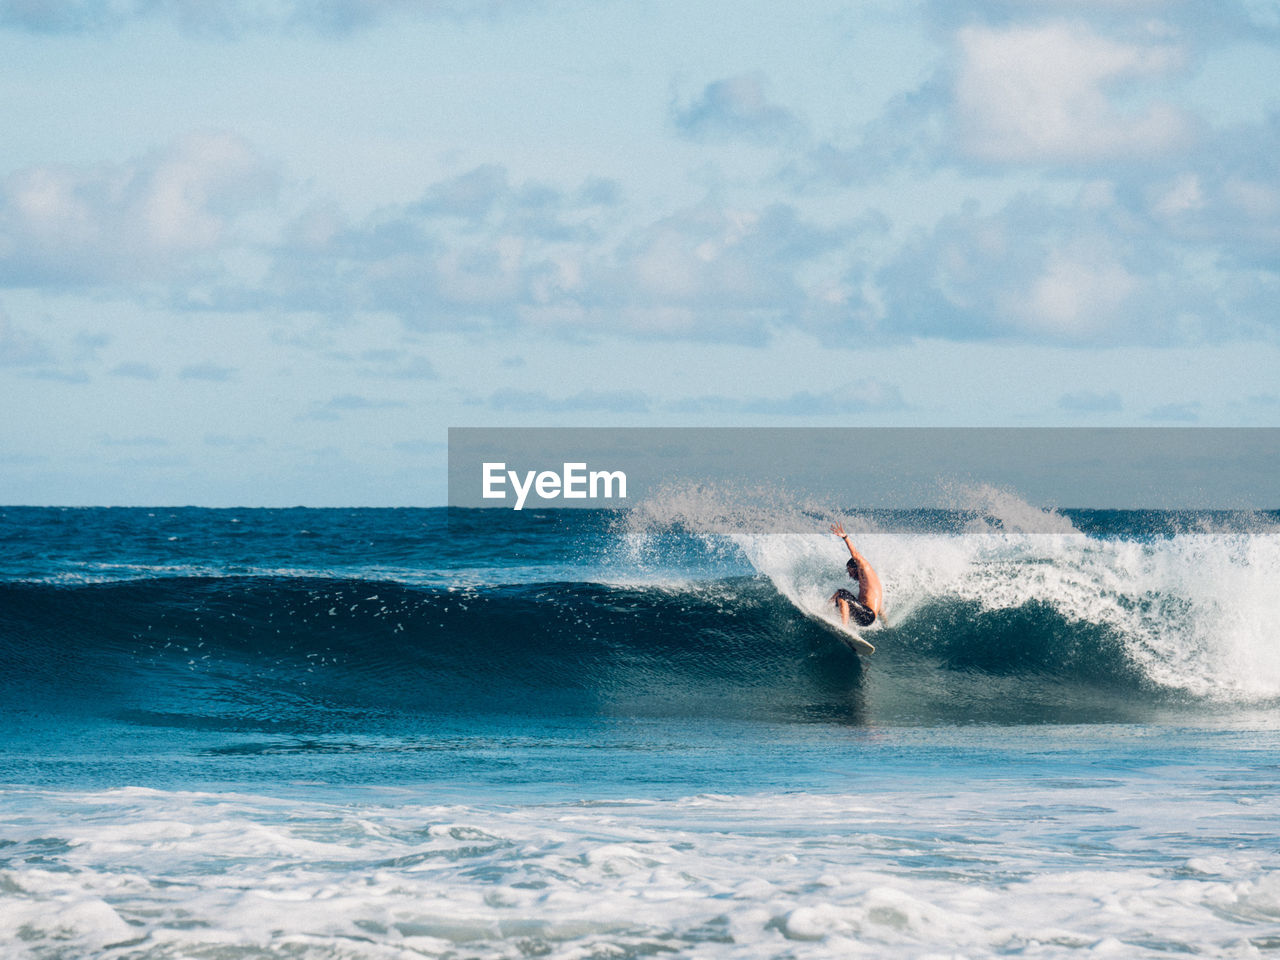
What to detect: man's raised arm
<box><xmin>829</xmin><ymin>522</ymin><xmax>862</xmax><ymax>561</ymax></box>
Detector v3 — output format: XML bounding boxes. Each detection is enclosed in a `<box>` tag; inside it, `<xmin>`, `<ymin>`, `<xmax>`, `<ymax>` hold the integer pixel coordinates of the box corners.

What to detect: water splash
<box><xmin>623</xmin><ymin>483</ymin><xmax>1280</xmax><ymax>701</ymax></box>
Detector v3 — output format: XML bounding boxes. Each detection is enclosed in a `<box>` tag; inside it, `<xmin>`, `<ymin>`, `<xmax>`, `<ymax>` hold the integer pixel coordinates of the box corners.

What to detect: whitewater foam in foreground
<box><xmin>4</xmin><ymin>746</ymin><xmax>1280</xmax><ymax>960</ymax></box>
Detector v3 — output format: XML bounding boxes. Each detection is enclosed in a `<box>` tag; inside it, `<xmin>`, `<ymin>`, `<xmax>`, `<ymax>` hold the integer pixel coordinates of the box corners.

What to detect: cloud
<box><xmin>299</xmin><ymin>393</ymin><xmax>408</xmax><ymax>421</ymax></box>
<box><xmin>415</xmin><ymin>165</ymin><xmax>509</xmax><ymax>221</ymax></box>
<box><xmin>1145</xmin><ymin>401</ymin><xmax>1201</xmax><ymax>421</ymax></box>
<box><xmin>74</xmin><ymin>330</ymin><xmax>110</xmax><ymax>358</ymax></box>
<box><xmin>952</xmin><ymin>21</ymin><xmax>1194</xmax><ymax>165</ymax></box>
<box><xmin>0</xmin><ymin>0</ymin><xmax>124</xmax><ymax>33</ymax></box>
<box><xmin>0</xmin><ymin>451</ymin><xmax>46</xmax><ymax>465</ymax></box>
<box><xmin>833</xmin><ymin>10</ymin><xmax>1280</xmax><ymax>346</ymax></box>
<box><xmin>785</xmin><ymin>14</ymin><xmax>1204</xmax><ymax>187</ymax></box>
<box><xmin>870</xmin><ymin>189</ymin><xmax>1236</xmax><ymax>344</ymax></box>
<box><xmin>787</xmin><ymin>1</ymin><xmax>1280</xmax><ymax>190</ymax></box>
<box><xmin>392</xmin><ymin>438</ymin><xmax>445</xmax><ymax>455</ymax></box>
<box><xmin>779</xmin><ymin>78</ymin><xmax>949</xmax><ymax>190</ymax></box>
<box><xmin>179</xmin><ymin>363</ymin><xmax>236</xmax><ymax>381</ymax></box>
<box><xmin>866</xmin><ymin>87</ymin><xmax>1280</xmax><ymax>347</ymax></box>
<box><xmin>257</xmin><ymin>167</ymin><xmax>850</xmax><ymax>342</ymax></box>
<box><xmin>5</xmin><ymin>21</ymin><xmax>1272</xmax><ymax>355</ymax></box>
<box><xmin>606</xmin><ymin>203</ymin><xmax>828</xmax><ymax>309</ymax></box>
<box><xmin>668</xmin><ymin>383</ymin><xmax>907</xmax><ymax>416</ymax></box>
<box><xmin>0</xmin><ymin>310</ymin><xmax>53</xmax><ymax>365</ymax></box>
<box><xmin>483</xmin><ymin>388</ymin><xmax>651</xmax><ymax>414</ymax></box>
<box><xmin>779</xmin><ymin>0</ymin><xmax>1280</xmax><ymax>199</ymax></box>
<box><xmin>575</xmin><ymin>178</ymin><xmax>623</xmax><ymax>208</ymax></box>
<box><xmin>1058</xmin><ymin>390</ymin><xmax>1122</xmax><ymax>412</ymax></box>
<box><xmin>570</xmin><ymin>200</ymin><xmax>851</xmax><ymax>341</ymax></box>
<box><xmin>258</xmin><ymin>165</ymin><xmax>612</xmax><ymax>324</ymax></box>
<box><xmin>354</xmin><ymin>350</ymin><xmax>438</xmax><ymax>380</ymax></box>
<box><xmin>29</xmin><ymin>367</ymin><xmax>89</xmax><ymax>383</ymax></box>
<box><xmin>0</xmin><ymin>0</ymin><xmax>540</xmax><ymax>36</ymax></box>
<box><xmin>1140</xmin><ymin>113</ymin><xmax>1280</xmax><ymax>268</ymax></box>
<box><xmin>323</xmin><ymin>393</ymin><xmax>406</xmax><ymax>410</ymax></box>
<box><xmin>100</xmin><ymin>435</ymin><xmax>170</xmax><ymax>447</ymax></box>
<box><xmin>222</xmin><ymin>134</ymin><xmax>1280</xmax><ymax>348</ymax></box>
<box><xmin>926</xmin><ymin>1</ymin><xmax>1280</xmax><ymax>44</ymax></box>
<box><xmin>409</xmin><ymin>165</ymin><xmax>615</xmax><ymax>243</ymax></box>
<box><xmin>0</xmin><ymin>312</ymin><xmax>105</xmax><ymax>381</ymax></box>
<box><xmin>0</xmin><ymin>151</ymin><xmax>852</xmax><ymax>345</ymax></box>
<box><xmin>103</xmin><ymin>453</ymin><xmax>189</xmax><ymax>469</ymax></box>
<box><xmin>204</xmin><ymin>433</ymin><xmax>266</xmax><ymax>449</ymax></box>
<box><xmin>0</xmin><ymin>132</ymin><xmax>276</xmax><ymax>288</ymax></box>
<box><xmin>110</xmin><ymin>361</ymin><xmax>160</xmax><ymax>379</ymax></box>
<box><xmin>672</xmin><ymin>75</ymin><xmax>805</xmax><ymax>145</ymax></box>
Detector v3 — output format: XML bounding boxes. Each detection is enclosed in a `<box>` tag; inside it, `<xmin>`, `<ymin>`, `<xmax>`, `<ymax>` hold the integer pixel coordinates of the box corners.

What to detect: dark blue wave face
<box><xmin>0</xmin><ymin>575</ymin><xmax>864</xmax><ymax>725</ymax></box>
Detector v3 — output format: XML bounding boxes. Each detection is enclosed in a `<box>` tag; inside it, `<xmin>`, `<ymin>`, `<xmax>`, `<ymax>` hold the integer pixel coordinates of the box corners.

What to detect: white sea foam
<box><xmin>2</xmin><ymin>778</ymin><xmax>1278</xmax><ymax>959</ymax></box>
<box><xmin>625</xmin><ymin>485</ymin><xmax>1280</xmax><ymax>702</ymax></box>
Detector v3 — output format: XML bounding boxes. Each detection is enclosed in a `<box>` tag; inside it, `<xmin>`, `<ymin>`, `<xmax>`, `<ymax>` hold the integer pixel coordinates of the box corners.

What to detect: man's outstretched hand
<box><xmin>830</xmin><ymin>522</ymin><xmax>846</xmax><ymax>538</ymax></box>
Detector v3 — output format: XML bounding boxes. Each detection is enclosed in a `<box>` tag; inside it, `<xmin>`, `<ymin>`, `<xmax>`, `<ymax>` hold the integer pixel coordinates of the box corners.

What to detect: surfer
<box><xmin>829</xmin><ymin>522</ymin><xmax>883</xmax><ymax>628</ymax></box>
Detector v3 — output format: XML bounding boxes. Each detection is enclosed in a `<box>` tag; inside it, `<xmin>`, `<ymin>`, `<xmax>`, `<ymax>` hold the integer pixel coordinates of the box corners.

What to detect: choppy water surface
<box><xmin>2</xmin><ymin>503</ymin><xmax>1279</xmax><ymax>957</ymax></box>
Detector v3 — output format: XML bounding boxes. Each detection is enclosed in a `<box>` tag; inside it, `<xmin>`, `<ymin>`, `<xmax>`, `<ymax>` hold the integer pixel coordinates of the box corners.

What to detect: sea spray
<box><xmin>622</xmin><ymin>484</ymin><xmax>1280</xmax><ymax>702</ymax></box>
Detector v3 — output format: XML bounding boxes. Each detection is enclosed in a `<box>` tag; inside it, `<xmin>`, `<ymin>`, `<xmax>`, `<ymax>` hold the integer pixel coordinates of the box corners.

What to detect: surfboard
<box><xmin>805</xmin><ymin>608</ymin><xmax>876</xmax><ymax>656</ymax></box>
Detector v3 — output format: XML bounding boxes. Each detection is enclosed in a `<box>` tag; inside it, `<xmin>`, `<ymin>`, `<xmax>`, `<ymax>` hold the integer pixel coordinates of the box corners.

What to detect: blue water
<box><xmin>3</xmin><ymin>504</ymin><xmax>1280</xmax><ymax>957</ymax></box>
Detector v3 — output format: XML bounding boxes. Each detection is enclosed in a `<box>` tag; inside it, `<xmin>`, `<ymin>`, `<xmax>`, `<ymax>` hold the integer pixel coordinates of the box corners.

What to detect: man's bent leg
<box><xmin>830</xmin><ymin>593</ymin><xmax>851</xmax><ymax>625</ymax></box>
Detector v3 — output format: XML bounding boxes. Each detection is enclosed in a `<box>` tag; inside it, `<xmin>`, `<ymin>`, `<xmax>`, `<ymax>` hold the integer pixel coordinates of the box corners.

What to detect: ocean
<box><xmin>2</xmin><ymin>502</ymin><xmax>1280</xmax><ymax>958</ymax></box>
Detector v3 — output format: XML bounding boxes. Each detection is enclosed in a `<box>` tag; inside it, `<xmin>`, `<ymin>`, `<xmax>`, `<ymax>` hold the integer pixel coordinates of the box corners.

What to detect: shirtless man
<box><xmin>829</xmin><ymin>522</ymin><xmax>883</xmax><ymax>628</ymax></box>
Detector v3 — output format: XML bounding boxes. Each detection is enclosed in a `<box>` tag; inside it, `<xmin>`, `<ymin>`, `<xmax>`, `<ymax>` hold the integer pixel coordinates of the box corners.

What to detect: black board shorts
<box><xmin>833</xmin><ymin>588</ymin><xmax>876</xmax><ymax>627</ymax></box>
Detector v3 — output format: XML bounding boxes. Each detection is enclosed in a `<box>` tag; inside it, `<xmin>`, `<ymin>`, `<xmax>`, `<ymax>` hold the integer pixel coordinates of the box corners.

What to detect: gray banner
<box><xmin>449</xmin><ymin>427</ymin><xmax>1280</xmax><ymax>526</ymax></box>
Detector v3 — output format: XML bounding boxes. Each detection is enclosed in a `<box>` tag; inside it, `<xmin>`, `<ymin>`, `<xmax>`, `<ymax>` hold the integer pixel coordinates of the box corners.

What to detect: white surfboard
<box><xmin>804</xmin><ymin>608</ymin><xmax>876</xmax><ymax>655</ymax></box>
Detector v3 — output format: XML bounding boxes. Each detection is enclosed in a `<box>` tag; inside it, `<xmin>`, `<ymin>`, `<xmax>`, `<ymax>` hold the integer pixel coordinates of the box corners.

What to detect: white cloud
<box><xmin>1138</xmin><ymin>116</ymin><xmax>1280</xmax><ymax>263</ymax></box>
<box><xmin>482</xmin><ymin>388</ymin><xmax>651</xmax><ymax>413</ymax></box>
<box><xmin>297</xmin><ymin>393</ymin><xmax>409</xmax><ymax>421</ymax></box>
<box><xmin>1005</xmin><ymin>247</ymin><xmax>1138</xmax><ymax>338</ymax></box>
<box><xmin>1</xmin><ymin>32</ymin><xmax>1272</xmax><ymax>354</ymax></box>
<box><xmin>354</xmin><ymin>351</ymin><xmax>438</xmax><ymax>380</ymax></box>
<box><xmin>257</xmin><ymin>169</ymin><xmax>850</xmax><ymax>343</ymax></box>
<box><xmin>109</xmin><ymin>361</ymin><xmax>160</xmax><ymax>379</ymax></box>
<box><xmin>0</xmin><ymin>0</ymin><xmax>540</xmax><ymax>36</ymax></box>
<box><xmin>0</xmin><ymin>132</ymin><xmax>275</xmax><ymax>287</ymax></box>
<box><xmin>1223</xmin><ymin>177</ymin><xmax>1280</xmax><ymax>221</ymax></box>
<box><xmin>524</xmin><ymin>200</ymin><xmax>854</xmax><ymax>342</ymax></box>
<box><xmin>0</xmin><ymin>309</ymin><xmax>52</xmax><ymax>365</ymax></box>
<box><xmin>871</xmin><ymin>191</ymin><xmax>1228</xmax><ymax>344</ymax></box>
<box><xmin>618</xmin><ymin>206</ymin><xmax>776</xmax><ymax>306</ymax></box>
<box><xmin>259</xmin><ymin>164</ymin><xmax>613</xmax><ymax>325</ymax></box>
<box><xmin>1145</xmin><ymin>400</ymin><xmax>1200</xmax><ymax>421</ymax></box>
<box><xmin>593</xmin><ymin>202</ymin><xmax>842</xmax><ymax>313</ymax></box>
<box><xmin>179</xmin><ymin>362</ymin><xmax>237</xmax><ymax>381</ymax></box>
<box><xmin>667</xmin><ymin>383</ymin><xmax>907</xmax><ymax>416</ymax></box>
<box><xmin>672</xmin><ymin>75</ymin><xmax>805</xmax><ymax>145</ymax></box>
<box><xmin>953</xmin><ymin>21</ymin><xmax>1194</xmax><ymax>163</ymax></box>
<box><xmin>1150</xmin><ymin>173</ymin><xmax>1205</xmax><ymax>218</ymax></box>
<box><xmin>1059</xmin><ymin>390</ymin><xmax>1122</xmax><ymax>412</ymax></box>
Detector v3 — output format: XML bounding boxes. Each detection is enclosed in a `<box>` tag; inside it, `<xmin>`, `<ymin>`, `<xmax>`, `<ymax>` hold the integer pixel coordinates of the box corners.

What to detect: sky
<box><xmin>1</xmin><ymin>0</ymin><xmax>1279</xmax><ymax>506</ymax></box>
